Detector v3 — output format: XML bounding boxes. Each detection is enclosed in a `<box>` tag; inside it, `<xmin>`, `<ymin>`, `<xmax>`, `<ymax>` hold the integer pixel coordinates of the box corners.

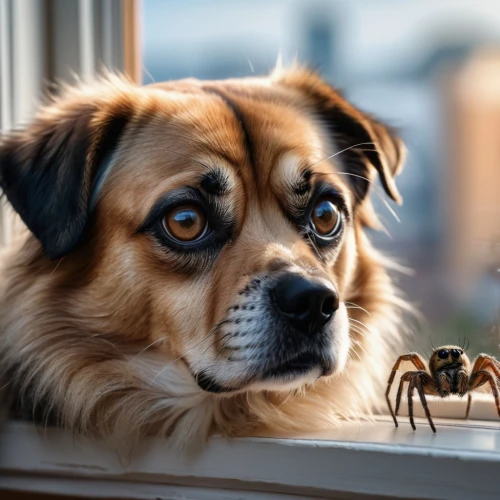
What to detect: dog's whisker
<box><xmin>349</xmin><ymin>322</ymin><xmax>370</xmax><ymax>338</ymax></box>
<box><xmin>142</xmin><ymin>65</ymin><xmax>156</xmax><ymax>84</ymax></box>
<box><xmin>307</xmin><ymin>233</ymin><xmax>322</xmax><ymax>258</ymax></box>
<box><xmin>201</xmin><ymin>331</ymin><xmax>233</xmax><ymax>358</ymax></box>
<box><xmin>277</xmin><ymin>389</ymin><xmax>297</xmax><ymax>408</ymax></box>
<box><xmin>307</xmin><ymin>142</ymin><xmax>377</xmax><ymax>169</ymax></box>
<box><xmin>90</xmin><ymin>336</ymin><xmax>128</xmax><ymax>361</ymax></box>
<box><xmin>129</xmin><ymin>336</ymin><xmax>168</xmax><ymax>363</ymax></box>
<box><xmin>49</xmin><ymin>257</ymin><xmax>64</xmax><ymax>276</ymax></box>
<box><xmin>0</xmin><ymin>379</ymin><xmax>11</xmax><ymax>392</ymax></box>
<box><xmin>335</xmin><ymin>172</ymin><xmax>401</xmax><ymax>224</ymax></box>
<box><xmin>349</xmin><ymin>318</ymin><xmax>372</xmax><ymax>332</ymax></box>
<box><xmin>184</xmin><ymin>330</ymin><xmax>238</xmax><ymax>374</ymax></box>
<box><xmin>349</xmin><ymin>326</ymin><xmax>368</xmax><ymax>339</ymax></box>
<box><xmin>214</xmin><ymin>334</ymin><xmax>236</xmax><ymax>361</ymax></box>
<box><xmin>226</xmin><ymin>342</ymin><xmax>263</xmax><ymax>351</ymax></box>
<box><xmin>347</xmin><ymin>343</ymin><xmax>363</xmax><ymax>363</ymax></box>
<box><xmin>345</xmin><ymin>301</ymin><xmax>372</xmax><ymax>316</ymax></box>
<box><xmin>298</xmin><ymin>226</ymin><xmax>322</xmax><ymax>258</ymax></box>
<box><xmin>351</xmin><ymin>338</ymin><xmax>369</xmax><ymax>358</ymax></box>
<box><xmin>311</xmin><ymin>169</ymin><xmax>401</xmax><ymax>224</ymax></box>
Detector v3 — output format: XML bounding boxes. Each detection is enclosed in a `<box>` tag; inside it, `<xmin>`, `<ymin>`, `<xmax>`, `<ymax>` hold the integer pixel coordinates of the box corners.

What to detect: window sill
<box><xmin>1</xmin><ymin>407</ymin><xmax>500</xmax><ymax>500</ymax></box>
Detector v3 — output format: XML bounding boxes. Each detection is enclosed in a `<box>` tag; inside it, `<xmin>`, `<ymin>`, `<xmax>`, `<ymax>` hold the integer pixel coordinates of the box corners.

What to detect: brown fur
<box><xmin>0</xmin><ymin>67</ymin><xmax>408</xmax><ymax>449</ymax></box>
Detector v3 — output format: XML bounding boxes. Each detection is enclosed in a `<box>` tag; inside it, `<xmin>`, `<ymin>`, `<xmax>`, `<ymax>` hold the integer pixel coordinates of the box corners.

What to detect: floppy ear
<box><xmin>273</xmin><ymin>67</ymin><xmax>406</xmax><ymax>204</ymax></box>
<box><xmin>0</xmin><ymin>91</ymin><xmax>131</xmax><ymax>259</ymax></box>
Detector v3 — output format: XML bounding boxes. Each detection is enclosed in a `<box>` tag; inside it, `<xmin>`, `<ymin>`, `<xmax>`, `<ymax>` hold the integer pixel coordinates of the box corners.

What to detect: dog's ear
<box><xmin>273</xmin><ymin>68</ymin><xmax>406</xmax><ymax>204</ymax></box>
<box><xmin>0</xmin><ymin>90</ymin><xmax>131</xmax><ymax>259</ymax></box>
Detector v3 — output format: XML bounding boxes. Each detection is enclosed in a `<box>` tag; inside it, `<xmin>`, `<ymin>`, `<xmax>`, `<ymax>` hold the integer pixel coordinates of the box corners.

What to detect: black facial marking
<box><xmin>293</xmin><ymin>168</ymin><xmax>312</xmax><ymax>196</ymax></box>
<box><xmin>90</xmin><ymin>114</ymin><xmax>129</xmax><ymax>195</ymax></box>
<box><xmin>0</xmin><ymin>105</ymin><xmax>131</xmax><ymax>259</ymax></box>
<box><xmin>203</xmin><ymin>87</ymin><xmax>256</xmax><ymax>173</ymax></box>
<box><xmin>195</xmin><ymin>371</ymin><xmax>236</xmax><ymax>393</ymax></box>
<box><xmin>200</xmin><ymin>169</ymin><xmax>229</xmax><ymax>196</ymax></box>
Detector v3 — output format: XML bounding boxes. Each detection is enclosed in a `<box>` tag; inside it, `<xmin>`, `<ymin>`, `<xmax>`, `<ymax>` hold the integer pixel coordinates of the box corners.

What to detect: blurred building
<box><xmin>446</xmin><ymin>52</ymin><xmax>500</xmax><ymax>316</ymax></box>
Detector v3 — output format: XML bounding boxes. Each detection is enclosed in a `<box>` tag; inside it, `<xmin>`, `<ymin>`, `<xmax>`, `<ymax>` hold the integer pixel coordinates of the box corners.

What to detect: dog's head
<box><xmin>0</xmin><ymin>69</ymin><xmax>405</xmax><ymax>396</ymax></box>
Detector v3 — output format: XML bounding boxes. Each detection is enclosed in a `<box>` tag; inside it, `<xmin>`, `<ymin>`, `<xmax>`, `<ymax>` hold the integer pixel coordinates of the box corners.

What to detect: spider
<box><xmin>385</xmin><ymin>345</ymin><xmax>500</xmax><ymax>432</ymax></box>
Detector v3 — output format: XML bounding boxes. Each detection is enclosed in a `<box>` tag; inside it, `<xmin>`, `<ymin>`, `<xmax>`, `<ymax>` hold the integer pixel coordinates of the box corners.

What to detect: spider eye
<box><xmin>437</xmin><ymin>349</ymin><xmax>449</xmax><ymax>359</ymax></box>
<box><xmin>451</xmin><ymin>349</ymin><xmax>461</xmax><ymax>359</ymax></box>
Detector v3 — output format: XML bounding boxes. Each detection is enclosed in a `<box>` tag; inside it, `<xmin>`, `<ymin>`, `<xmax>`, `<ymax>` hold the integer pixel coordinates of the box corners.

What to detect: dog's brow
<box><xmin>206</xmin><ymin>150</ymin><xmax>240</xmax><ymax>170</ymax></box>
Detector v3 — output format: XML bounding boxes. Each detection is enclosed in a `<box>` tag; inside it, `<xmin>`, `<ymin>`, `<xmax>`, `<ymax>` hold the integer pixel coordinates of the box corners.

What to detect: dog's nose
<box><xmin>271</xmin><ymin>274</ymin><xmax>339</xmax><ymax>335</ymax></box>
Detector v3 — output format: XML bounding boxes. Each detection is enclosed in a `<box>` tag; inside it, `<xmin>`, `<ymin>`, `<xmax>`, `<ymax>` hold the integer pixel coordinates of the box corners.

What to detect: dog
<box><xmin>0</xmin><ymin>67</ymin><xmax>407</xmax><ymax>448</ymax></box>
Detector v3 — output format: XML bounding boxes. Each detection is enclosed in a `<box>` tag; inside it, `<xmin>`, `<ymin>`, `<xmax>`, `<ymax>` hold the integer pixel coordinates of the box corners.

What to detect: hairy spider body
<box><xmin>386</xmin><ymin>345</ymin><xmax>500</xmax><ymax>433</ymax></box>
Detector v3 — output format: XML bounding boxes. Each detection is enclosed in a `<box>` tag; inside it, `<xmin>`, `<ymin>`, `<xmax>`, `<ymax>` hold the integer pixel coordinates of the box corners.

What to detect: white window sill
<box><xmin>1</xmin><ymin>398</ymin><xmax>500</xmax><ymax>500</ymax></box>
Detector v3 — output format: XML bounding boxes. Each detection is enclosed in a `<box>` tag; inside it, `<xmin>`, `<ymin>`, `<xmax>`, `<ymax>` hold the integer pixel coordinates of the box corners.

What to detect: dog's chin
<box><xmin>194</xmin><ymin>351</ymin><xmax>336</xmax><ymax>394</ymax></box>
<box><xmin>247</xmin><ymin>367</ymin><xmax>323</xmax><ymax>392</ymax></box>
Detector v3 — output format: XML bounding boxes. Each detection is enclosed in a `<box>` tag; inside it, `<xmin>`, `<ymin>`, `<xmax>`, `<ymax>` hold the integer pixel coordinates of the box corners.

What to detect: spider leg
<box><xmin>470</xmin><ymin>370</ymin><xmax>500</xmax><ymax>419</ymax></box>
<box><xmin>466</xmin><ymin>393</ymin><xmax>472</xmax><ymax>419</ymax></box>
<box><xmin>385</xmin><ymin>353</ymin><xmax>427</xmax><ymax>428</ymax></box>
<box><xmin>394</xmin><ymin>375</ymin><xmax>406</xmax><ymax>418</ymax></box>
<box><xmin>471</xmin><ymin>355</ymin><xmax>500</xmax><ymax>379</ymax></box>
<box><xmin>394</xmin><ymin>371</ymin><xmax>426</xmax><ymax>416</ymax></box>
<box><xmin>415</xmin><ymin>376</ymin><xmax>436</xmax><ymax>433</ymax></box>
<box><xmin>407</xmin><ymin>376</ymin><xmax>416</xmax><ymax>431</ymax></box>
<box><xmin>468</xmin><ymin>355</ymin><xmax>500</xmax><ymax>419</ymax></box>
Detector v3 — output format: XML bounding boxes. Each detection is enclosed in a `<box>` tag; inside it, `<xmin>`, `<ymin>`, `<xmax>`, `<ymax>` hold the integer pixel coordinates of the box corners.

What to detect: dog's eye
<box><xmin>162</xmin><ymin>205</ymin><xmax>207</xmax><ymax>242</ymax></box>
<box><xmin>310</xmin><ymin>198</ymin><xmax>341</xmax><ymax>238</ymax></box>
